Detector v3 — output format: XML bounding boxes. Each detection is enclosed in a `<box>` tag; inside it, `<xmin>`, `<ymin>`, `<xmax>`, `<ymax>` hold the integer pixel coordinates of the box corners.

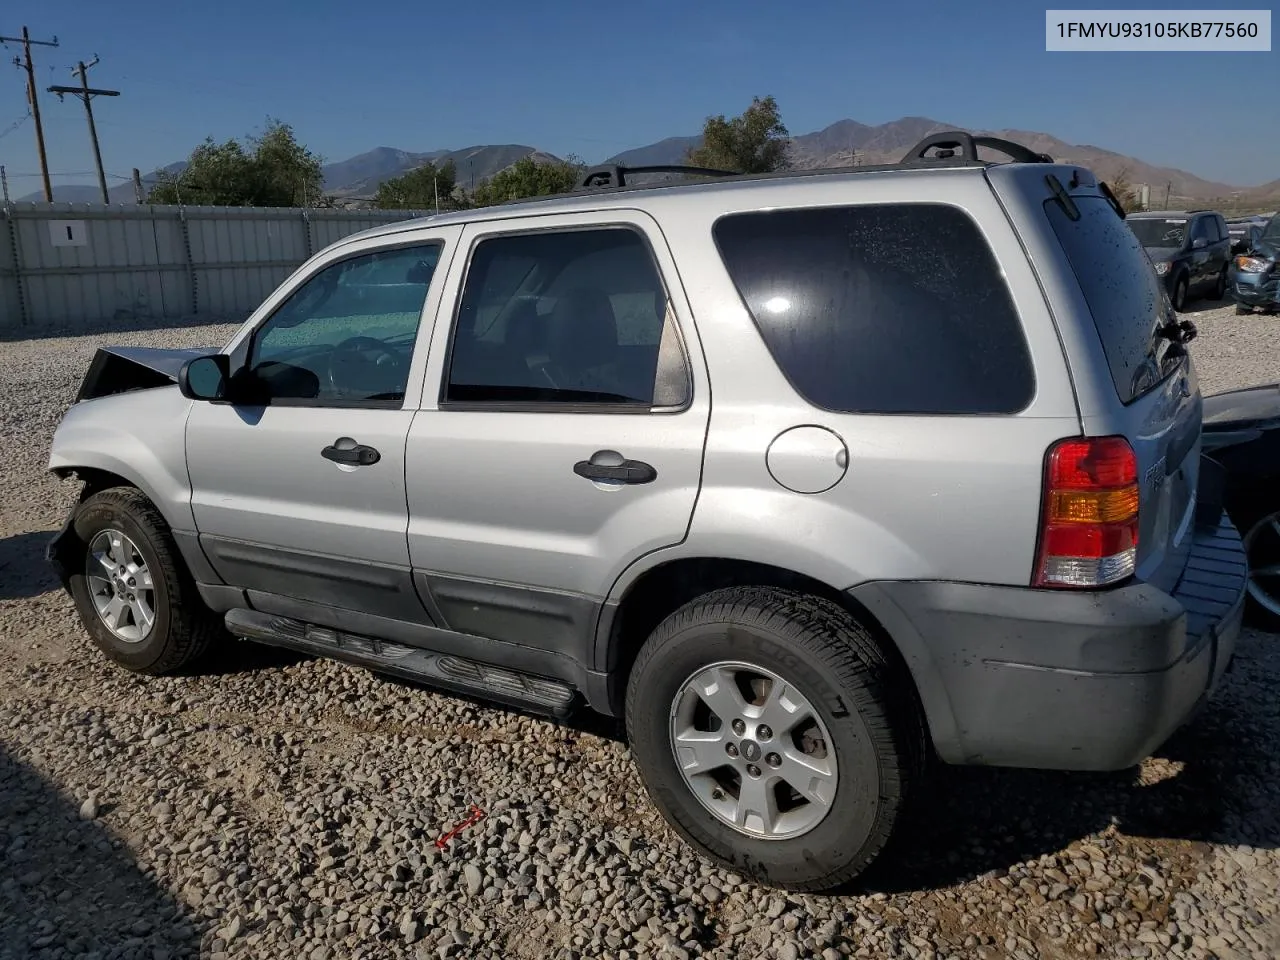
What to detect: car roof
<box><xmin>335</xmin><ymin>160</ymin><xmax>999</xmax><ymax>246</ymax></box>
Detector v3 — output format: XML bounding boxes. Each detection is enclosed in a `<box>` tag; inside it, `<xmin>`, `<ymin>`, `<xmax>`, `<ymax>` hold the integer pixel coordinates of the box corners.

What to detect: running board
<box><xmin>224</xmin><ymin>608</ymin><xmax>579</xmax><ymax>719</ymax></box>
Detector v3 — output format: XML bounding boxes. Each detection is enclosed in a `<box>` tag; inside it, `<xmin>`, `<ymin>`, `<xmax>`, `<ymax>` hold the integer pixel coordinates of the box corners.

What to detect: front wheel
<box><xmin>1172</xmin><ymin>274</ymin><xmax>1189</xmax><ymax>312</ymax></box>
<box><xmin>625</xmin><ymin>586</ymin><xmax>923</xmax><ymax>892</ymax></box>
<box><xmin>66</xmin><ymin>487</ymin><xmax>222</xmax><ymax>674</ymax></box>
<box><xmin>1214</xmin><ymin>267</ymin><xmax>1228</xmax><ymax>300</ymax></box>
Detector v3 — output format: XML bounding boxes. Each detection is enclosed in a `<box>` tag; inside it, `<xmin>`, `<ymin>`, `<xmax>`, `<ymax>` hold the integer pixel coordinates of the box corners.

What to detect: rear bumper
<box><xmin>850</xmin><ymin>511</ymin><xmax>1246</xmax><ymax>772</ymax></box>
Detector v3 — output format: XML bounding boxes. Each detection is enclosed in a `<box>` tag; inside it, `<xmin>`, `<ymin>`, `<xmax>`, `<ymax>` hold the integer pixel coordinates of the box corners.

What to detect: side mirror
<box><xmin>1192</xmin><ymin>237</ymin><xmax>1208</xmax><ymax>250</ymax></box>
<box><xmin>178</xmin><ymin>354</ymin><xmax>230</xmax><ymax>401</ymax></box>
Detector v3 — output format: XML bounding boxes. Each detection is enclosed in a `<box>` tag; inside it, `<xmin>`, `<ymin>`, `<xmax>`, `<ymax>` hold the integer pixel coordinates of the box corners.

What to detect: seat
<box><xmin>545</xmin><ymin>287</ymin><xmax>625</xmax><ymax>396</ymax></box>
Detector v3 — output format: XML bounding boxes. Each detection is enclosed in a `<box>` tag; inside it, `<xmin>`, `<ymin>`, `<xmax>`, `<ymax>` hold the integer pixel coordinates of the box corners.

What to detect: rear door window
<box><xmin>711</xmin><ymin>203</ymin><xmax>1035</xmax><ymax>415</ymax></box>
<box><xmin>1044</xmin><ymin>196</ymin><xmax>1177</xmax><ymax>404</ymax></box>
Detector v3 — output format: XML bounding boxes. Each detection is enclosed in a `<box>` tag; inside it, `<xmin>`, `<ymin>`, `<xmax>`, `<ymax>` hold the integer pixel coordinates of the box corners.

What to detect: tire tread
<box><xmin>625</xmin><ymin>585</ymin><xmax>924</xmax><ymax>890</ymax></box>
<box><xmin>75</xmin><ymin>486</ymin><xmax>220</xmax><ymax>674</ymax></box>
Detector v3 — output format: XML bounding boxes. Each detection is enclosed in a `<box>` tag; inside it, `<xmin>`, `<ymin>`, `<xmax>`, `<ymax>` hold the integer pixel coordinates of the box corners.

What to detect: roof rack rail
<box><xmin>578</xmin><ymin>163</ymin><xmax>737</xmax><ymax>190</ymax></box>
<box><xmin>903</xmin><ymin>131</ymin><xmax>1054</xmax><ymax>165</ymax></box>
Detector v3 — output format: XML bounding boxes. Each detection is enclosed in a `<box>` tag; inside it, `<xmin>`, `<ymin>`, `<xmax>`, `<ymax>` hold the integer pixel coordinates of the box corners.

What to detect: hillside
<box><xmin>23</xmin><ymin>116</ymin><xmax>1276</xmax><ymax>206</ymax></box>
<box><xmin>607</xmin><ymin>117</ymin><xmax>1256</xmax><ymax>206</ymax></box>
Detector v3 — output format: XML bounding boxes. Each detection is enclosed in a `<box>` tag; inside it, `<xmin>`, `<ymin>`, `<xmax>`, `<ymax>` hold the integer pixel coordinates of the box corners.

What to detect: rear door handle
<box><xmin>322</xmin><ymin>438</ymin><xmax>381</xmax><ymax>466</ymax></box>
<box><xmin>574</xmin><ymin>453</ymin><xmax>657</xmax><ymax>485</ymax></box>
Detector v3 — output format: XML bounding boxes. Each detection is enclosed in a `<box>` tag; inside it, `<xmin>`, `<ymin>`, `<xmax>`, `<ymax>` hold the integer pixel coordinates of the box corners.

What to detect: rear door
<box><xmin>1039</xmin><ymin>188</ymin><xmax>1201</xmax><ymax>592</ymax></box>
<box><xmin>403</xmin><ymin>210</ymin><xmax>710</xmax><ymax>657</ymax></box>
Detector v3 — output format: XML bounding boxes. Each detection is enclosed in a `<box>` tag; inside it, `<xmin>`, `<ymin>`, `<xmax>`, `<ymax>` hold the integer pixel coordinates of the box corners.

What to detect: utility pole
<box><xmin>1</xmin><ymin>165</ymin><xmax>8</xmax><ymax>202</ymax></box>
<box><xmin>0</xmin><ymin>27</ymin><xmax>58</xmax><ymax>202</ymax></box>
<box><xmin>132</xmin><ymin>167</ymin><xmax>143</xmax><ymax>203</ymax></box>
<box><xmin>48</xmin><ymin>56</ymin><xmax>119</xmax><ymax>204</ymax></box>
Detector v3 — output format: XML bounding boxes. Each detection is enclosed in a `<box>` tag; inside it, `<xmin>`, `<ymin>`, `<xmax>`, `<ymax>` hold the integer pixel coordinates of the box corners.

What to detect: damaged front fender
<box><xmin>75</xmin><ymin>345</ymin><xmax>217</xmax><ymax>403</ymax></box>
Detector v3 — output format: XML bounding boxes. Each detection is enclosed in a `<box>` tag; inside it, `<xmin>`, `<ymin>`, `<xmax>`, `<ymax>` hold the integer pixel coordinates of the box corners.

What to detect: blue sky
<box><xmin>0</xmin><ymin>0</ymin><xmax>1275</xmax><ymax>197</ymax></box>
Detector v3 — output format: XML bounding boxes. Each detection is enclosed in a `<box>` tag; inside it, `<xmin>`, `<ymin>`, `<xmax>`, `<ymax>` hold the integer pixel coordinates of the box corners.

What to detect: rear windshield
<box><xmin>1047</xmin><ymin>197</ymin><xmax>1178</xmax><ymax>403</ymax></box>
<box><xmin>712</xmin><ymin>203</ymin><xmax>1035</xmax><ymax>415</ymax></box>
<box><xmin>1126</xmin><ymin>216</ymin><xmax>1187</xmax><ymax>249</ymax></box>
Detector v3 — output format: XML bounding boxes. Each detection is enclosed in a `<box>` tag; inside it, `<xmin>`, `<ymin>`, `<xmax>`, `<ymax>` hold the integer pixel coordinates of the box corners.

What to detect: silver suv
<box><xmin>46</xmin><ymin>132</ymin><xmax>1248</xmax><ymax>892</ymax></box>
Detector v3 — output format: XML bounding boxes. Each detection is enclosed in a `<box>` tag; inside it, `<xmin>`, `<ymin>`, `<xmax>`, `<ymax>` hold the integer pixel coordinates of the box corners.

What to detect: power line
<box><xmin>0</xmin><ymin>26</ymin><xmax>59</xmax><ymax>201</ymax></box>
<box><xmin>48</xmin><ymin>55</ymin><xmax>120</xmax><ymax>203</ymax></box>
<box><xmin>0</xmin><ymin>109</ymin><xmax>29</xmax><ymax>139</ymax></box>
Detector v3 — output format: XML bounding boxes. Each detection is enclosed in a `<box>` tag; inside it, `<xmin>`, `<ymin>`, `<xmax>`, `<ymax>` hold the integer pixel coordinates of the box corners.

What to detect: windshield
<box><xmin>1053</xmin><ymin>198</ymin><xmax>1180</xmax><ymax>403</ymax></box>
<box><xmin>1127</xmin><ymin>217</ymin><xmax>1187</xmax><ymax>248</ymax></box>
<box><xmin>1262</xmin><ymin>216</ymin><xmax>1280</xmax><ymax>241</ymax></box>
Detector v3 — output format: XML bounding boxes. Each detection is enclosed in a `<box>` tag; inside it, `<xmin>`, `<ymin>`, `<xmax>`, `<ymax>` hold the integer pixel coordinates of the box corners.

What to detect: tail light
<box><xmin>1034</xmin><ymin>436</ymin><xmax>1139</xmax><ymax>589</ymax></box>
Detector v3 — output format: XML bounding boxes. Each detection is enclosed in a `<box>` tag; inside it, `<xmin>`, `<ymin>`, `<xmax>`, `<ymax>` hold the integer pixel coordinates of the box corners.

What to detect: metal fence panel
<box><xmin>0</xmin><ymin>202</ymin><xmax>427</xmax><ymax>335</ymax></box>
<box><xmin>0</xmin><ymin>209</ymin><xmax>18</xmax><ymax>329</ymax></box>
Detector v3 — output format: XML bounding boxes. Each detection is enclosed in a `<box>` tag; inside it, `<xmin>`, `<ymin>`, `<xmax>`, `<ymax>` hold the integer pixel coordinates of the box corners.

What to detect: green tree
<box><xmin>148</xmin><ymin>118</ymin><xmax>324</xmax><ymax>207</ymax></box>
<box><xmin>686</xmin><ymin>95</ymin><xmax>791</xmax><ymax>174</ymax></box>
<box><xmin>468</xmin><ymin>155</ymin><xmax>585</xmax><ymax>207</ymax></box>
<box><xmin>374</xmin><ymin>160</ymin><xmax>459</xmax><ymax>210</ymax></box>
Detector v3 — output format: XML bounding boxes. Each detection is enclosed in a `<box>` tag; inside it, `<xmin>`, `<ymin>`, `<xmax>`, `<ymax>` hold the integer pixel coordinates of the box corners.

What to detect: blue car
<box><xmin>1230</xmin><ymin>213</ymin><xmax>1280</xmax><ymax>314</ymax></box>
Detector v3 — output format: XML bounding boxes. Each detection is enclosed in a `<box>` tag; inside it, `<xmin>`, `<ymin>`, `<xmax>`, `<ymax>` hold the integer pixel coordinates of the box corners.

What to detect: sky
<box><xmin>0</xmin><ymin>0</ymin><xmax>1276</xmax><ymax>198</ymax></box>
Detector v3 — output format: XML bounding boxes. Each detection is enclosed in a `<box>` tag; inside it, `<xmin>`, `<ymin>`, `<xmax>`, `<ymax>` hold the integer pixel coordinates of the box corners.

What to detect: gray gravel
<box><xmin>2</xmin><ymin>301</ymin><xmax>1279</xmax><ymax>960</ymax></box>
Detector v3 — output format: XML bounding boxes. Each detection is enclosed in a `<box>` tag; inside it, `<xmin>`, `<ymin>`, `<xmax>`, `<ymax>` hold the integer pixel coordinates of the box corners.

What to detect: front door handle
<box><xmin>322</xmin><ymin>438</ymin><xmax>381</xmax><ymax>466</ymax></box>
<box><xmin>574</xmin><ymin>451</ymin><xmax>657</xmax><ymax>485</ymax></box>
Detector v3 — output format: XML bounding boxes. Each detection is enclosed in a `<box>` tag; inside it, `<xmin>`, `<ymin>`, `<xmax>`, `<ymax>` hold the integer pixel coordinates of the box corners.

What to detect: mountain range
<box><xmin>22</xmin><ymin>116</ymin><xmax>1279</xmax><ymax>207</ymax></box>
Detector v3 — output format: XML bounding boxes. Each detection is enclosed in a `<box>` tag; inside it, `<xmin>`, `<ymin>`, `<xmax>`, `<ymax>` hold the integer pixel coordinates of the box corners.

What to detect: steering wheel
<box><xmin>326</xmin><ymin>336</ymin><xmax>406</xmax><ymax>398</ymax></box>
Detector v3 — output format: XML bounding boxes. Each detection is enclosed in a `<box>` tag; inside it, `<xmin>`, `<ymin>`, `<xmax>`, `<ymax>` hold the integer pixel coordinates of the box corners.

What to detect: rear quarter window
<box><xmin>711</xmin><ymin>203</ymin><xmax>1035</xmax><ymax>415</ymax></box>
<box><xmin>1044</xmin><ymin>196</ymin><xmax>1175</xmax><ymax>404</ymax></box>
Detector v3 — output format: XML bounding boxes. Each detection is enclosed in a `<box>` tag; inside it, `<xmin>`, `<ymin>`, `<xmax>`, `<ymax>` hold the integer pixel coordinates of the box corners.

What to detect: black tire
<box><xmin>1214</xmin><ymin>267</ymin><xmax>1228</xmax><ymax>300</ymax></box>
<box><xmin>1236</xmin><ymin>303</ymin><xmax>1252</xmax><ymax>316</ymax></box>
<box><xmin>624</xmin><ymin>586</ymin><xmax>923</xmax><ymax>892</ymax></box>
<box><xmin>1237</xmin><ymin>508</ymin><xmax>1280</xmax><ymax>634</ymax></box>
<box><xmin>67</xmin><ymin>487</ymin><xmax>222</xmax><ymax>674</ymax></box>
<box><xmin>1172</xmin><ymin>274</ymin><xmax>1189</xmax><ymax>312</ymax></box>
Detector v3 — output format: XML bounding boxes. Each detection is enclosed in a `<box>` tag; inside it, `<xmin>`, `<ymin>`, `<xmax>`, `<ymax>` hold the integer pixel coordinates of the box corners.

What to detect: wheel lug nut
<box><xmin>127</xmin><ymin>593</ymin><xmax>134</xmax><ymax>601</ymax></box>
<box><xmin>746</xmin><ymin>764</ymin><xmax>762</xmax><ymax>778</ymax></box>
<box><xmin>766</xmin><ymin>752</ymin><xmax>782</xmax><ymax>768</ymax></box>
<box><xmin>725</xmin><ymin>743</ymin><xmax>739</xmax><ymax>758</ymax></box>
<box><xmin>711</xmin><ymin>788</ymin><xmax>725</xmax><ymax>801</ymax></box>
<box><xmin>731</xmin><ymin>719</ymin><xmax>746</xmax><ymax>736</ymax></box>
<box><xmin>127</xmin><ymin>577</ymin><xmax>136</xmax><ymax>587</ymax></box>
<box><xmin>757</xmin><ymin>724</ymin><xmax>773</xmax><ymax>740</ymax></box>
<box><xmin>119</xmin><ymin>565</ymin><xmax>126</xmax><ymax>573</ymax></box>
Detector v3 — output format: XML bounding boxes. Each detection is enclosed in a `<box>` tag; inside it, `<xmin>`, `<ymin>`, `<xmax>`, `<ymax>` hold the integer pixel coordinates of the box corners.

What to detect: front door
<box><xmin>186</xmin><ymin>231</ymin><xmax>458</xmax><ymax>620</ymax></box>
<box><xmin>403</xmin><ymin>213</ymin><xmax>710</xmax><ymax>661</ymax></box>
<box><xmin>1187</xmin><ymin>217</ymin><xmax>1213</xmax><ymax>290</ymax></box>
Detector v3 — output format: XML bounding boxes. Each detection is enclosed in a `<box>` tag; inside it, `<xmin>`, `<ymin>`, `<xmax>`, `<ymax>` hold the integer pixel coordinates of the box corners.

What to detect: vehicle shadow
<box><xmin>182</xmin><ymin>637</ymin><xmax>311</xmax><ymax>677</ymax></box>
<box><xmin>0</xmin><ymin>744</ymin><xmax>203</xmax><ymax>957</ymax></box>
<box><xmin>0</xmin><ymin>530</ymin><xmax>60</xmax><ymax>601</ymax></box>
<box><xmin>222</xmin><ymin>635</ymin><xmax>1278</xmax><ymax>896</ymax></box>
<box><xmin>1178</xmin><ymin>293</ymin><xmax>1235</xmax><ymax>316</ymax></box>
<box><xmin>860</xmin><ymin>671</ymin><xmax>1278</xmax><ymax>894</ymax></box>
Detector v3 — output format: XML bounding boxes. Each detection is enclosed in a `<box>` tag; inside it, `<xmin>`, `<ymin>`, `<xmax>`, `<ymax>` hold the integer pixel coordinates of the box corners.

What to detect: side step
<box><xmin>225</xmin><ymin>608</ymin><xmax>579</xmax><ymax>719</ymax></box>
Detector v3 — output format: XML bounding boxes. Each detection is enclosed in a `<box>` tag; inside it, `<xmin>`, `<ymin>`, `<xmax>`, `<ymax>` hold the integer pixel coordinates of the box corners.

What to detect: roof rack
<box><xmin>902</xmin><ymin>131</ymin><xmax>1054</xmax><ymax>165</ymax></box>
<box><xmin>578</xmin><ymin>163</ymin><xmax>738</xmax><ymax>190</ymax></box>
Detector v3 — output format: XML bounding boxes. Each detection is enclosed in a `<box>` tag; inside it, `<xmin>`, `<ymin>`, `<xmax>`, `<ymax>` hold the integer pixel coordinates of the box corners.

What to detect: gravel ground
<box><xmin>2</xmin><ymin>300</ymin><xmax>1279</xmax><ymax>960</ymax></box>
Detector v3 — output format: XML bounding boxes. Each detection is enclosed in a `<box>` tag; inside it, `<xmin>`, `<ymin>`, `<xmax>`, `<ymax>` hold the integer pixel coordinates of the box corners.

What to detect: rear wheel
<box><xmin>625</xmin><ymin>586</ymin><xmax>923</xmax><ymax>891</ymax></box>
<box><xmin>1242</xmin><ymin>510</ymin><xmax>1280</xmax><ymax>633</ymax></box>
<box><xmin>67</xmin><ymin>487</ymin><xmax>222</xmax><ymax>674</ymax></box>
<box><xmin>1213</xmin><ymin>267</ymin><xmax>1228</xmax><ymax>300</ymax></box>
